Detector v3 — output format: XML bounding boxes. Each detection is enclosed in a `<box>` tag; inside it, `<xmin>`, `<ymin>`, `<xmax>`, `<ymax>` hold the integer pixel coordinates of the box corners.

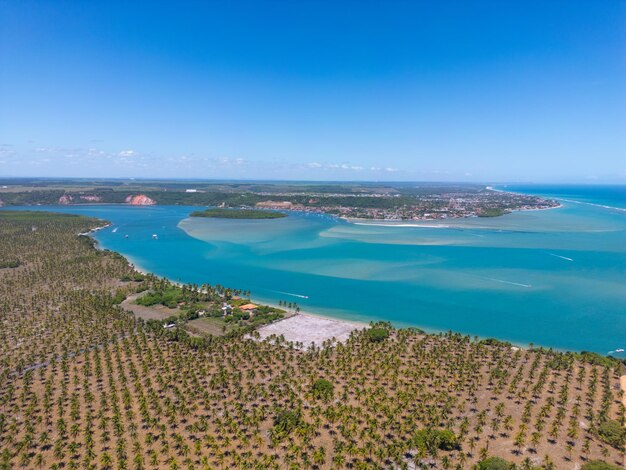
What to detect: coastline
<box><xmin>343</xmin><ymin>217</ymin><xmax>453</xmax><ymax>227</ymax></box>
<box><xmin>63</xmin><ymin>208</ymin><xmax>624</xmax><ymax>356</ymax></box>
<box><xmin>341</xmin><ymin>204</ymin><xmax>564</xmax><ymax>228</ymax></box>
<box><xmin>78</xmin><ymin>222</ymin><xmax>112</xmax><ymax>236</ymax></box>
<box><xmin>80</xmin><ymin>221</ymin><xmax>567</xmax><ymax>352</ymax></box>
<box><xmin>342</xmin><ymin>202</ymin><xmax>563</xmax><ymax>227</ymax></box>
<box><xmin>118</xmin><ymin>249</ymin><xmax>538</xmax><ymax>350</ymax></box>
<box><xmin>87</xmin><ymin>221</ymin><xmax>370</xmax><ymax>340</ymax></box>
<box><xmin>260</xmin><ymin>298</ymin><xmax>369</xmax><ymax>330</ymax></box>
<box><xmin>494</xmin><ymin>184</ymin><xmax>626</xmax><ymax>213</ymax></box>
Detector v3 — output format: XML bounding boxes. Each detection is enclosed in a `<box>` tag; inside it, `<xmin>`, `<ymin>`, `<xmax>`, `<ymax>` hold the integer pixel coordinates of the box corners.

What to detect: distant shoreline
<box><xmin>342</xmin><ymin>200</ymin><xmax>564</xmax><ymax>227</ymax></box>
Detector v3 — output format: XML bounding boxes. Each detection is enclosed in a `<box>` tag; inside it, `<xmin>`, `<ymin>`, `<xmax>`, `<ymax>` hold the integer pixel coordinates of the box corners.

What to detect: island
<box><xmin>189</xmin><ymin>207</ymin><xmax>287</xmax><ymax>219</ymax></box>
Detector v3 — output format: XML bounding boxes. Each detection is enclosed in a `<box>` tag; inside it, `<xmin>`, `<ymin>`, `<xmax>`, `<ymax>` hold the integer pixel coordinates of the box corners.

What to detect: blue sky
<box><xmin>1</xmin><ymin>1</ymin><xmax>624</xmax><ymax>182</ymax></box>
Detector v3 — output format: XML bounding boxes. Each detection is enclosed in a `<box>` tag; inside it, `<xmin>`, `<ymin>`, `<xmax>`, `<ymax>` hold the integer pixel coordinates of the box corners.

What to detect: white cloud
<box><xmin>306</xmin><ymin>162</ymin><xmax>399</xmax><ymax>173</ymax></box>
<box><xmin>118</xmin><ymin>150</ymin><xmax>136</xmax><ymax>157</ymax></box>
<box><xmin>87</xmin><ymin>148</ymin><xmax>107</xmax><ymax>157</ymax></box>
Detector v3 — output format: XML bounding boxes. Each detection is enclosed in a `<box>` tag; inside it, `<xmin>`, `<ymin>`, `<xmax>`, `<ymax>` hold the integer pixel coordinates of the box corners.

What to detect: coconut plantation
<box><xmin>0</xmin><ymin>211</ymin><xmax>624</xmax><ymax>469</ymax></box>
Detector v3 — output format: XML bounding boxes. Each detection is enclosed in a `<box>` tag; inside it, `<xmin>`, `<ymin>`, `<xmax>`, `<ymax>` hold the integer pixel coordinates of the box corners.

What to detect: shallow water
<box><xmin>8</xmin><ymin>185</ymin><xmax>626</xmax><ymax>354</ymax></box>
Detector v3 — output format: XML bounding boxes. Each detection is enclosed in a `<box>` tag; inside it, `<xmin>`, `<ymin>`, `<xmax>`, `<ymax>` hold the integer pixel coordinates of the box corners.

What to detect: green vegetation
<box><xmin>134</xmin><ymin>279</ymin><xmax>285</xmax><ymax>334</ymax></box>
<box><xmin>479</xmin><ymin>337</ymin><xmax>513</xmax><ymax>347</ymax></box>
<box><xmin>311</xmin><ymin>378</ymin><xmax>334</xmax><ymax>401</ymax></box>
<box><xmin>0</xmin><ymin>210</ymin><xmax>623</xmax><ymax>469</ymax></box>
<box><xmin>578</xmin><ymin>350</ymin><xmax>624</xmax><ymax>369</ymax></box>
<box><xmin>581</xmin><ymin>460</ymin><xmax>624</xmax><ymax>470</ymax></box>
<box><xmin>120</xmin><ymin>272</ymin><xmax>146</xmax><ymax>282</ymax></box>
<box><xmin>413</xmin><ymin>428</ymin><xmax>459</xmax><ymax>452</ymax></box>
<box><xmin>597</xmin><ymin>419</ymin><xmax>625</xmax><ymax>449</ymax></box>
<box><xmin>366</xmin><ymin>326</ymin><xmax>390</xmax><ymax>342</ymax></box>
<box><xmin>0</xmin><ymin>259</ymin><xmax>20</xmax><ymax>268</ymax></box>
<box><xmin>476</xmin><ymin>457</ymin><xmax>515</xmax><ymax>469</ymax></box>
<box><xmin>269</xmin><ymin>409</ymin><xmax>303</xmax><ymax>442</ymax></box>
<box><xmin>136</xmin><ymin>285</ymin><xmax>186</xmax><ymax>308</ymax></box>
<box><xmin>478</xmin><ymin>208</ymin><xmax>507</xmax><ymax>217</ymax></box>
<box><xmin>190</xmin><ymin>207</ymin><xmax>287</xmax><ymax>219</ymax></box>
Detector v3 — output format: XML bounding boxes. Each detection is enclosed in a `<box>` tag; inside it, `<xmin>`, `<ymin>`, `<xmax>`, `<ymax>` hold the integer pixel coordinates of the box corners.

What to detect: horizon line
<box><xmin>1</xmin><ymin>176</ymin><xmax>625</xmax><ymax>186</ymax></box>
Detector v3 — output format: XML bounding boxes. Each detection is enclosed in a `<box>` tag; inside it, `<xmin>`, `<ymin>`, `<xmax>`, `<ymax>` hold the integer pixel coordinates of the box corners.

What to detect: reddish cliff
<box><xmin>59</xmin><ymin>194</ymin><xmax>73</xmax><ymax>205</ymax></box>
<box><xmin>125</xmin><ymin>194</ymin><xmax>156</xmax><ymax>205</ymax></box>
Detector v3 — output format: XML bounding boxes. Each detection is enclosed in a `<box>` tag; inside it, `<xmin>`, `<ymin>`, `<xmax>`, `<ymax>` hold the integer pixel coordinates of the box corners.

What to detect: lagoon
<box><xmin>10</xmin><ymin>185</ymin><xmax>626</xmax><ymax>354</ymax></box>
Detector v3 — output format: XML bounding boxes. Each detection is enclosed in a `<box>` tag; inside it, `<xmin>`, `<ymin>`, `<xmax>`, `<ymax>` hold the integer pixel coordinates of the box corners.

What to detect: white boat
<box><xmin>152</xmin><ymin>234</ymin><xmax>158</xmax><ymax>240</ymax></box>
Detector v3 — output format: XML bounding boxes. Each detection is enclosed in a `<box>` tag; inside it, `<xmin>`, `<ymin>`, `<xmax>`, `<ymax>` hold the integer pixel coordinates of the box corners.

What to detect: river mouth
<box><xmin>4</xmin><ymin>195</ymin><xmax>626</xmax><ymax>355</ymax></box>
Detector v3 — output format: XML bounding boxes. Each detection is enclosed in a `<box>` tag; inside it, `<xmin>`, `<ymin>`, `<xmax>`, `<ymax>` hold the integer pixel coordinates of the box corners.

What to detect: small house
<box><xmin>239</xmin><ymin>303</ymin><xmax>258</xmax><ymax>313</ymax></box>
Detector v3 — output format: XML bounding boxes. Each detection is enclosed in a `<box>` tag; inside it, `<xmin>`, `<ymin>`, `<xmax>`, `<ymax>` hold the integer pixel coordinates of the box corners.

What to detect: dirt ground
<box><xmin>120</xmin><ymin>292</ymin><xmax>180</xmax><ymax>321</ymax></box>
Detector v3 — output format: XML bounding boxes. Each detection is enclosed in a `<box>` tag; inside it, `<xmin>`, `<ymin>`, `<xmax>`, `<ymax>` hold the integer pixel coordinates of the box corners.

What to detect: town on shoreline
<box><xmin>0</xmin><ymin>178</ymin><xmax>560</xmax><ymax>221</ymax></box>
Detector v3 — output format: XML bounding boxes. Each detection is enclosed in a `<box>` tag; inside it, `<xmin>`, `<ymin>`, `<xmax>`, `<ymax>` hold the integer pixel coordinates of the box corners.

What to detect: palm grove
<box><xmin>0</xmin><ymin>211</ymin><xmax>624</xmax><ymax>469</ymax></box>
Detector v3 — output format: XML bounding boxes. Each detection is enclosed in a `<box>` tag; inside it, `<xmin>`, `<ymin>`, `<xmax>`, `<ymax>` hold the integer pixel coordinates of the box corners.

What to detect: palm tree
<box><xmin>100</xmin><ymin>452</ymin><xmax>113</xmax><ymax>469</ymax></box>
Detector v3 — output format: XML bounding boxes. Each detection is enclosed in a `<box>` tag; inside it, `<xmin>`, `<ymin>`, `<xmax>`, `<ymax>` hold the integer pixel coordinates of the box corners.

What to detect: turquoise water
<box><xmin>502</xmin><ymin>184</ymin><xmax>626</xmax><ymax>210</ymax></box>
<box><xmin>7</xmin><ymin>185</ymin><xmax>626</xmax><ymax>354</ymax></box>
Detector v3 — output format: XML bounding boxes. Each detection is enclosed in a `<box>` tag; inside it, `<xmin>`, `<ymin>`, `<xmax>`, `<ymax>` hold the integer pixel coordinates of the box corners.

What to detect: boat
<box><xmin>152</xmin><ymin>234</ymin><xmax>158</xmax><ymax>240</ymax></box>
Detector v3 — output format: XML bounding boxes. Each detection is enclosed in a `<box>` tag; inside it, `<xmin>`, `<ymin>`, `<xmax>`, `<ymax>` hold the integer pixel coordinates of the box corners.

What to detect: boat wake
<box><xmin>482</xmin><ymin>277</ymin><xmax>532</xmax><ymax>288</ymax></box>
<box><xmin>549</xmin><ymin>253</ymin><xmax>574</xmax><ymax>262</ymax></box>
<box><xmin>270</xmin><ymin>290</ymin><xmax>309</xmax><ymax>299</ymax></box>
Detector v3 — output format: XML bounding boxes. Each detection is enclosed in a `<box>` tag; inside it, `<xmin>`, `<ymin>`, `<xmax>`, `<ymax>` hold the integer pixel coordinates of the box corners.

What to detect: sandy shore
<box><xmin>78</xmin><ymin>222</ymin><xmax>111</xmax><ymax>236</ymax></box>
<box><xmin>102</xmin><ymin>236</ymin><xmax>367</xmax><ymax>346</ymax></box>
<box><xmin>345</xmin><ymin>218</ymin><xmax>453</xmax><ymax>227</ymax></box>
<box><xmin>343</xmin><ymin>202</ymin><xmax>563</xmax><ymax>227</ymax></box>
<box><xmin>254</xmin><ymin>311</ymin><xmax>364</xmax><ymax>347</ymax></box>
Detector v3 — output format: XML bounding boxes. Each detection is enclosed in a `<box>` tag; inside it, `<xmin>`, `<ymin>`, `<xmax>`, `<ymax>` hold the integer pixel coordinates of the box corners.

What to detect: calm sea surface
<box><xmin>9</xmin><ymin>185</ymin><xmax>626</xmax><ymax>354</ymax></box>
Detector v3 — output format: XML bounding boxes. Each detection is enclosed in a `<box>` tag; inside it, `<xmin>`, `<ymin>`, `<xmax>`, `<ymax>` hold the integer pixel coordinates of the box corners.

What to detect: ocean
<box><xmin>7</xmin><ymin>184</ymin><xmax>626</xmax><ymax>354</ymax></box>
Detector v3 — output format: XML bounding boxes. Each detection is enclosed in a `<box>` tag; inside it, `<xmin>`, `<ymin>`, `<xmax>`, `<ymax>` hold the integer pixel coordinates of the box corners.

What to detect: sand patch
<box><xmin>254</xmin><ymin>313</ymin><xmax>362</xmax><ymax>347</ymax></box>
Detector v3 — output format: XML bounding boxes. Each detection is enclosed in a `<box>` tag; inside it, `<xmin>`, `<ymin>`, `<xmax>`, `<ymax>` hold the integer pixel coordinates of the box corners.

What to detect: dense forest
<box><xmin>0</xmin><ymin>210</ymin><xmax>623</xmax><ymax>469</ymax></box>
<box><xmin>189</xmin><ymin>208</ymin><xmax>287</xmax><ymax>219</ymax></box>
